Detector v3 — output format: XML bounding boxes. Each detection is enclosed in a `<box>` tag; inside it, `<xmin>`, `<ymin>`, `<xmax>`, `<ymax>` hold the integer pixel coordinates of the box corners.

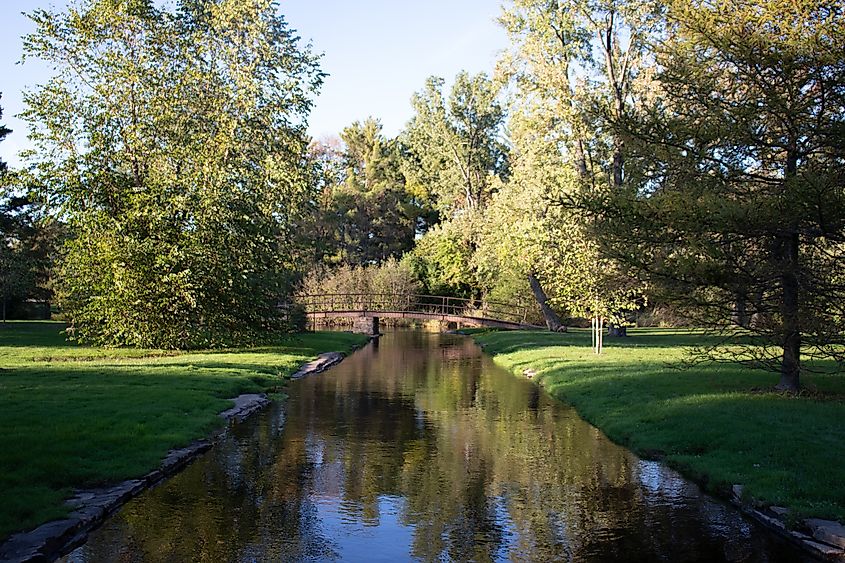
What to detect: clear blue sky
<box><xmin>0</xmin><ymin>0</ymin><xmax>507</xmax><ymax>167</ymax></box>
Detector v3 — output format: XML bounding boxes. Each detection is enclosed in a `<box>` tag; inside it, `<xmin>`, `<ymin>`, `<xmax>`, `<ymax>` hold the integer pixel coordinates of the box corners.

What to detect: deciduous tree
<box><xmin>21</xmin><ymin>0</ymin><xmax>322</xmax><ymax>348</ymax></box>
<box><xmin>404</xmin><ymin>73</ymin><xmax>509</xmax><ymax>215</ymax></box>
<box><xmin>494</xmin><ymin>0</ymin><xmax>653</xmax><ymax>332</ymax></box>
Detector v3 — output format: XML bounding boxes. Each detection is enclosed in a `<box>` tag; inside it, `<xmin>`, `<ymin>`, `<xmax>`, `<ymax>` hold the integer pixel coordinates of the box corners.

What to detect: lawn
<box><xmin>0</xmin><ymin>322</ymin><xmax>368</xmax><ymax>541</ymax></box>
<box><xmin>474</xmin><ymin>328</ymin><xmax>845</xmax><ymax>524</ymax></box>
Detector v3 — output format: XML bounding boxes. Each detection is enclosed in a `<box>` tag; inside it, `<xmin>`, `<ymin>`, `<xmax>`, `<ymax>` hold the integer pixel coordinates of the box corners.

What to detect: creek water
<box><xmin>64</xmin><ymin>330</ymin><xmax>809</xmax><ymax>562</ymax></box>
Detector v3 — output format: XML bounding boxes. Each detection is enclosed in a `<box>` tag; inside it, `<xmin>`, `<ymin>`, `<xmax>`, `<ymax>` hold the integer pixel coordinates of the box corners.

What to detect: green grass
<box><xmin>474</xmin><ymin>328</ymin><xmax>845</xmax><ymax>523</ymax></box>
<box><xmin>0</xmin><ymin>322</ymin><xmax>367</xmax><ymax>540</ymax></box>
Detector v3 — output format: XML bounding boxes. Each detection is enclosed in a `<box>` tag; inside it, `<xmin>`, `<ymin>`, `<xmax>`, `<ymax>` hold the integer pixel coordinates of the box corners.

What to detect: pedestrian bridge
<box><xmin>297</xmin><ymin>293</ymin><xmax>539</xmax><ymax>332</ymax></box>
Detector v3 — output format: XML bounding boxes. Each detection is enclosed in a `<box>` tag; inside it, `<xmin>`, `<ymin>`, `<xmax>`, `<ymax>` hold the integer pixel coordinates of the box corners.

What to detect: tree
<box><xmin>312</xmin><ymin>119</ymin><xmax>430</xmax><ymax>266</ymax></box>
<box><xmin>21</xmin><ymin>0</ymin><xmax>323</xmax><ymax>348</ymax></box>
<box><xmin>0</xmin><ymin>97</ymin><xmax>34</xmax><ymax>322</ymax></box>
<box><xmin>401</xmin><ymin>72</ymin><xmax>509</xmax><ymax>302</ymax></box>
<box><xmin>0</xmin><ymin>94</ymin><xmax>9</xmax><ymax>175</ymax></box>
<box><xmin>494</xmin><ymin>0</ymin><xmax>653</xmax><ymax>333</ymax></box>
<box><xmin>0</xmin><ymin>186</ymin><xmax>61</xmax><ymax>322</ymax></box>
<box><xmin>472</xmin><ymin>135</ymin><xmax>571</xmax><ymax>330</ymax></box>
<box><xmin>404</xmin><ymin>72</ymin><xmax>509</xmax><ymax>215</ymax></box>
<box><xmin>589</xmin><ymin>0</ymin><xmax>845</xmax><ymax>389</ymax></box>
<box><xmin>406</xmin><ymin>215</ymin><xmax>480</xmax><ymax>298</ymax></box>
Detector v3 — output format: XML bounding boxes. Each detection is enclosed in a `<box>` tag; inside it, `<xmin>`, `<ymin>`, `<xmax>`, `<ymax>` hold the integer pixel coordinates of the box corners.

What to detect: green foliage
<box><xmin>1</xmin><ymin>175</ymin><xmax>59</xmax><ymax>323</ymax></box>
<box><xmin>21</xmin><ymin>0</ymin><xmax>322</xmax><ymax>348</ymax></box>
<box><xmin>474</xmin><ymin>0</ymin><xmax>652</xmax><ymax>325</ymax></box>
<box><xmin>299</xmin><ymin>256</ymin><xmax>420</xmax><ymax>309</ymax></box>
<box><xmin>404</xmin><ymin>72</ymin><xmax>509</xmax><ymax>215</ymax></box>
<box><xmin>584</xmin><ymin>0</ymin><xmax>845</xmax><ymax>385</ymax></box>
<box><xmin>407</xmin><ymin>215</ymin><xmax>479</xmax><ymax>298</ymax></box>
<box><xmin>400</xmin><ymin>72</ymin><xmax>511</xmax><ymax>301</ymax></box>
<box><xmin>0</xmin><ymin>94</ymin><xmax>9</xmax><ymax>175</ymax></box>
<box><xmin>308</xmin><ymin>119</ymin><xmax>434</xmax><ymax>266</ymax></box>
<box><xmin>475</xmin><ymin>328</ymin><xmax>845</xmax><ymax>522</ymax></box>
<box><xmin>0</xmin><ymin>321</ymin><xmax>367</xmax><ymax>540</ymax></box>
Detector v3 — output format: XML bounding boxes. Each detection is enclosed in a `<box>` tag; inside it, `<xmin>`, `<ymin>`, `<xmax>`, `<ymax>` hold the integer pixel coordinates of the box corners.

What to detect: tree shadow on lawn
<box><xmin>488</xmin><ymin>328</ymin><xmax>753</xmax><ymax>352</ymax></box>
<box><xmin>0</xmin><ymin>321</ymin><xmax>74</xmax><ymax>348</ymax></box>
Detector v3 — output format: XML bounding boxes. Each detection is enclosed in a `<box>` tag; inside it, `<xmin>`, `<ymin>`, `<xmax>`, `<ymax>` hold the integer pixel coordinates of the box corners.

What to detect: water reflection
<box><xmin>65</xmin><ymin>331</ymin><xmax>808</xmax><ymax>562</ymax></box>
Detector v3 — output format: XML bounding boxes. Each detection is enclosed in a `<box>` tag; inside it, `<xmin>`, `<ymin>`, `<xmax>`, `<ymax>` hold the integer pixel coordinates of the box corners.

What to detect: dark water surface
<box><xmin>64</xmin><ymin>331</ymin><xmax>808</xmax><ymax>562</ymax></box>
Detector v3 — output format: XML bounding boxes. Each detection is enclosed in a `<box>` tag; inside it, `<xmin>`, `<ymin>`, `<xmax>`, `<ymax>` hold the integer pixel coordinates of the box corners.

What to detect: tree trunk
<box><xmin>612</xmin><ymin>148</ymin><xmax>624</xmax><ymax>190</ymax></box>
<box><xmin>607</xmin><ymin>325</ymin><xmax>627</xmax><ymax>337</ymax></box>
<box><xmin>575</xmin><ymin>138</ymin><xmax>588</xmax><ymax>180</ymax></box>
<box><xmin>776</xmin><ymin>145</ymin><xmax>801</xmax><ymax>392</ymax></box>
<box><xmin>528</xmin><ymin>272</ymin><xmax>564</xmax><ymax>332</ymax></box>
<box><xmin>776</xmin><ymin>232</ymin><xmax>801</xmax><ymax>392</ymax></box>
<box><xmin>731</xmin><ymin>293</ymin><xmax>749</xmax><ymax>328</ymax></box>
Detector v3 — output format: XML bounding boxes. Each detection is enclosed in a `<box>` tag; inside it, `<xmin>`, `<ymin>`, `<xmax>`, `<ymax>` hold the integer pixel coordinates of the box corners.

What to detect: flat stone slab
<box><xmin>806</xmin><ymin>518</ymin><xmax>845</xmax><ymax>550</ymax></box>
<box><xmin>802</xmin><ymin>539</ymin><xmax>845</xmax><ymax>558</ymax></box>
<box><xmin>218</xmin><ymin>394</ymin><xmax>270</xmax><ymax>423</ymax></box>
<box><xmin>289</xmin><ymin>352</ymin><xmax>345</xmax><ymax>379</ymax></box>
<box><xmin>728</xmin><ymin>492</ymin><xmax>845</xmax><ymax>561</ymax></box>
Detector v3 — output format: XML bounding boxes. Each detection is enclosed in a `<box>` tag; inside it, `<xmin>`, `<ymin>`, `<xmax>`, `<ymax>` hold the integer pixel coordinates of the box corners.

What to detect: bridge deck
<box><xmin>307</xmin><ymin>310</ymin><xmax>541</xmax><ymax>330</ymax></box>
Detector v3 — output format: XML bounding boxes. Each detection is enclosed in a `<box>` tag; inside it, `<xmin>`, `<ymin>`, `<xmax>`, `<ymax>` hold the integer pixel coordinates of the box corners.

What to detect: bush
<box><xmin>299</xmin><ymin>257</ymin><xmax>420</xmax><ymax>310</ymax></box>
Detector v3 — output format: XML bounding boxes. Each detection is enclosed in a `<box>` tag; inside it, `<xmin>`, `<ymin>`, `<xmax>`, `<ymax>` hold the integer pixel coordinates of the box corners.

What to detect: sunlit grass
<box><xmin>475</xmin><ymin>328</ymin><xmax>845</xmax><ymax>523</ymax></box>
<box><xmin>0</xmin><ymin>322</ymin><xmax>367</xmax><ymax>540</ymax></box>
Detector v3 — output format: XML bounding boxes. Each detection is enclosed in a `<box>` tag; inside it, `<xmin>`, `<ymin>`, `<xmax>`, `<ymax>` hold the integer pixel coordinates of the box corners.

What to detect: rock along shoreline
<box><xmin>0</xmin><ymin>350</ymin><xmax>354</xmax><ymax>563</ymax></box>
<box><xmin>727</xmin><ymin>485</ymin><xmax>845</xmax><ymax>561</ymax></box>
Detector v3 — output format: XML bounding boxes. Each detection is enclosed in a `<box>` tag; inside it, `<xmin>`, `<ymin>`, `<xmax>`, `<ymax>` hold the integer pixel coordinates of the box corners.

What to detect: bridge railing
<box><xmin>297</xmin><ymin>293</ymin><xmax>530</xmax><ymax>324</ymax></box>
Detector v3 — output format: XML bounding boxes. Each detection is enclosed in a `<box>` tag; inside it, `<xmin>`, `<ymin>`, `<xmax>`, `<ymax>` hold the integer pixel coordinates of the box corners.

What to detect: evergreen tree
<box><xmin>315</xmin><ymin>119</ymin><xmax>428</xmax><ymax>265</ymax></box>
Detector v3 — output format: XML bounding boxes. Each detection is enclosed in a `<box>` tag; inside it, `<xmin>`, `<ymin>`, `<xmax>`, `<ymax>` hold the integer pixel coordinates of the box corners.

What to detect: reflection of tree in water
<box><xmin>73</xmin><ymin>404</ymin><xmax>341</xmax><ymax>562</ymax></box>
<box><xmin>69</xmin><ymin>332</ymin><xmax>808</xmax><ymax>562</ymax></box>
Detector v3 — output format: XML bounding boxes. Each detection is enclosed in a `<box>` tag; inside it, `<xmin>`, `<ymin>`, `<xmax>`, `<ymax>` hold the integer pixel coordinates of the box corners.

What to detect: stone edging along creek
<box><xmin>727</xmin><ymin>484</ymin><xmax>845</xmax><ymax>561</ymax></box>
<box><xmin>0</xmin><ymin>351</ymin><xmax>350</xmax><ymax>563</ymax></box>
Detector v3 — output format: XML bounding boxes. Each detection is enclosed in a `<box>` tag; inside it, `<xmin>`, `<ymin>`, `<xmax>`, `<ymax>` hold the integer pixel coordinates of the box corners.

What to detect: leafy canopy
<box><xmin>22</xmin><ymin>0</ymin><xmax>322</xmax><ymax>348</ymax></box>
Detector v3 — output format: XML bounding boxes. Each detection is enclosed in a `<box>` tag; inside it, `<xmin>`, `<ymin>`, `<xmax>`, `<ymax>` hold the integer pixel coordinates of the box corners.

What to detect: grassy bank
<box><xmin>474</xmin><ymin>328</ymin><xmax>845</xmax><ymax>524</ymax></box>
<box><xmin>0</xmin><ymin>322</ymin><xmax>367</xmax><ymax>541</ymax></box>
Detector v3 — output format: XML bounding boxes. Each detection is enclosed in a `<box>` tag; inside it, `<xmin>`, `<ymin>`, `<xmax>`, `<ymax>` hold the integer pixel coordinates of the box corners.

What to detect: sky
<box><xmin>0</xmin><ymin>0</ymin><xmax>508</xmax><ymax>167</ymax></box>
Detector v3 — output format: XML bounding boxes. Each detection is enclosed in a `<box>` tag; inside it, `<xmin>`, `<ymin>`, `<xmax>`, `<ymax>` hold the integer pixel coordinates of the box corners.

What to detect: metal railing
<box><xmin>297</xmin><ymin>293</ymin><xmax>530</xmax><ymax>325</ymax></box>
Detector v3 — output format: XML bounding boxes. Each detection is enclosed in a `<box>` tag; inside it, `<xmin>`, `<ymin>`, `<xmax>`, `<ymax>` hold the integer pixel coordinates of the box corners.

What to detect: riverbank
<box><xmin>0</xmin><ymin>322</ymin><xmax>368</xmax><ymax>543</ymax></box>
<box><xmin>473</xmin><ymin>329</ymin><xmax>845</xmax><ymax>531</ymax></box>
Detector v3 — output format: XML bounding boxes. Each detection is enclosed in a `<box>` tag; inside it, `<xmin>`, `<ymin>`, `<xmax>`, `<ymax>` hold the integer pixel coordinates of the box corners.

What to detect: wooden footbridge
<box><xmin>298</xmin><ymin>293</ymin><xmax>539</xmax><ymax>333</ymax></box>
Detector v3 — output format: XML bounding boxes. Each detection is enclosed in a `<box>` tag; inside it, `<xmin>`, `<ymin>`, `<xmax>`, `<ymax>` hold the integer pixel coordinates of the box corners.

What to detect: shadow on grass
<box><xmin>489</xmin><ymin>328</ymin><xmax>764</xmax><ymax>351</ymax></box>
<box><xmin>0</xmin><ymin>322</ymin><xmax>72</xmax><ymax>348</ymax></box>
<box><xmin>0</xmin><ymin>324</ymin><xmax>368</xmax><ymax>540</ymax></box>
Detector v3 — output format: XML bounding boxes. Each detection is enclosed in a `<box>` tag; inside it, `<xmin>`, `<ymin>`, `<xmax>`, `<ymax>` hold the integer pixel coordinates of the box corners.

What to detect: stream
<box><xmin>63</xmin><ymin>330</ymin><xmax>809</xmax><ymax>562</ymax></box>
